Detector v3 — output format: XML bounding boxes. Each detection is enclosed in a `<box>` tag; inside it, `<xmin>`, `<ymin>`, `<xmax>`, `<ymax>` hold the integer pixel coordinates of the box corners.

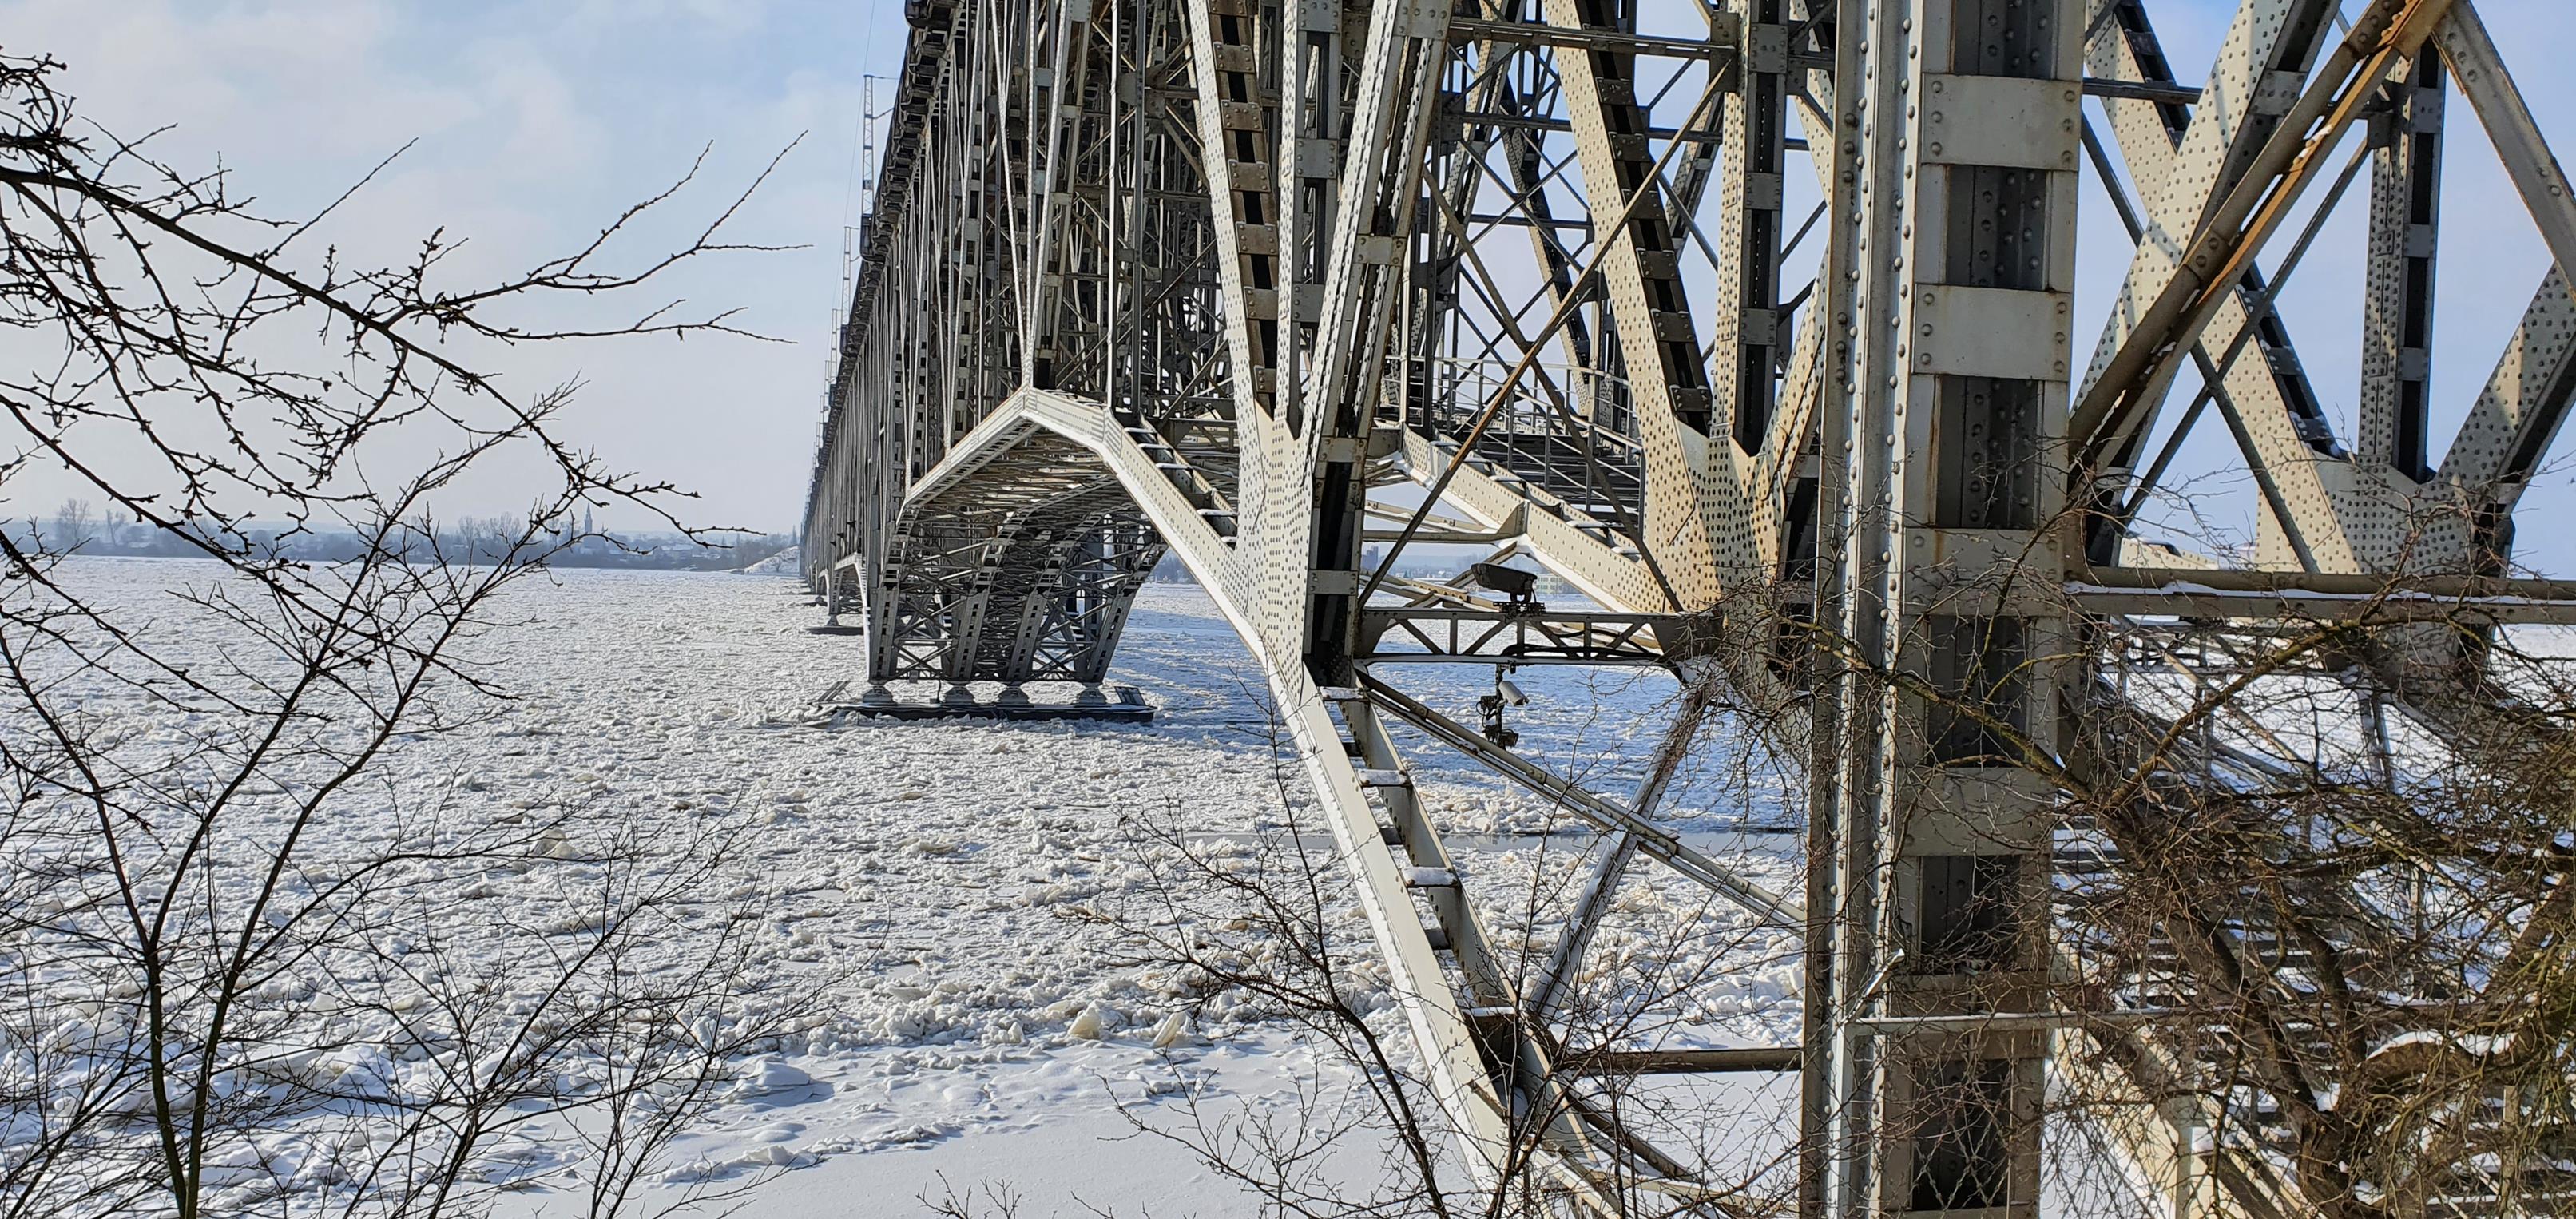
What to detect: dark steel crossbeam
<box><xmin>1563</xmin><ymin>1046</ymin><xmax>1804</xmax><ymax>1075</ymax></box>
<box><xmin>2081</xmin><ymin>76</ymin><xmax>2202</xmax><ymax>105</ymax></box>
<box><xmin>1356</xmin><ymin>607</ymin><xmax>1677</xmax><ymax>665</ymax></box>
<box><xmin>2070</xmin><ymin>566</ymin><xmax>2576</xmax><ymax>625</ymax></box>
<box><xmin>1444</xmin><ymin>15</ymin><xmax>1740</xmax><ymax>62</ymax></box>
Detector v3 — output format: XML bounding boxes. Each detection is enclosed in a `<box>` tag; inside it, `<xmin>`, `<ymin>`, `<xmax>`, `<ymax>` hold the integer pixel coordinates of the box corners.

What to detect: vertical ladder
<box><xmin>1310</xmin><ymin>685</ymin><xmax>1714</xmax><ymax>1209</ymax></box>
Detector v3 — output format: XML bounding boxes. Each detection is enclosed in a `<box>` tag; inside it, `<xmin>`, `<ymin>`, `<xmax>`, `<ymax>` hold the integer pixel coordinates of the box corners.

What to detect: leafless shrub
<box><xmin>0</xmin><ymin>50</ymin><xmax>808</xmax><ymax>1217</ymax></box>
<box><xmin>1760</xmin><ymin>518</ymin><xmax>2576</xmax><ymax>1218</ymax></box>
<box><xmin>2048</xmin><ymin>607</ymin><xmax>2576</xmax><ymax>1218</ymax></box>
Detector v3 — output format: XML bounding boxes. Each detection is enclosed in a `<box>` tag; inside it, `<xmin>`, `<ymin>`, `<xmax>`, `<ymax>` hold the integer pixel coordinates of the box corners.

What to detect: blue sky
<box><xmin>7</xmin><ymin>0</ymin><xmax>2576</xmax><ymax>569</ymax></box>
<box><xmin>3</xmin><ymin>0</ymin><xmax>909</xmax><ymax>537</ymax></box>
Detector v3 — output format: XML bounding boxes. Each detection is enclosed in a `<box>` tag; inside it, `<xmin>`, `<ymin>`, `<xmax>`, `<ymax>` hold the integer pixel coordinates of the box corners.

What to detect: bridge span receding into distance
<box><xmin>803</xmin><ymin>2</ymin><xmax>2576</xmax><ymax>1214</ymax></box>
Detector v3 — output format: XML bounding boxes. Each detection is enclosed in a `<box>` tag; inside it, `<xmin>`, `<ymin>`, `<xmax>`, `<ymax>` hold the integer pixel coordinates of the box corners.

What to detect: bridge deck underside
<box><xmin>864</xmin><ymin>424</ymin><xmax>1164</xmax><ymax>684</ymax></box>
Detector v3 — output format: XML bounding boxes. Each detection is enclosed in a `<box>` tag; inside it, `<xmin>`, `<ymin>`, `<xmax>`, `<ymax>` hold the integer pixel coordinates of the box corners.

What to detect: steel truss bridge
<box><xmin>804</xmin><ymin>0</ymin><xmax>2576</xmax><ymax>1213</ymax></box>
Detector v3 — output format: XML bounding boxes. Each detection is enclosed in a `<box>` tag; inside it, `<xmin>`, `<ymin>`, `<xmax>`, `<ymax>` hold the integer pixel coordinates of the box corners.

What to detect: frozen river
<box><xmin>18</xmin><ymin>560</ymin><xmax>1805</xmax><ymax>1216</ymax></box>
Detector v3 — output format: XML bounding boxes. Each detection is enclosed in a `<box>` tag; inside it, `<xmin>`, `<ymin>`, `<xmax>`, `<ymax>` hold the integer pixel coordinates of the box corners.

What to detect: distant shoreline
<box><xmin>37</xmin><ymin>542</ymin><xmax>796</xmax><ymax>575</ymax></box>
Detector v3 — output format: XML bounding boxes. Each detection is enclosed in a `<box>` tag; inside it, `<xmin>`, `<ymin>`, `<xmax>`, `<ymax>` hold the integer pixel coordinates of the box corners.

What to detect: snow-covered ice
<box><xmin>13</xmin><ymin>559</ymin><xmax>1806</xmax><ymax>1216</ymax></box>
